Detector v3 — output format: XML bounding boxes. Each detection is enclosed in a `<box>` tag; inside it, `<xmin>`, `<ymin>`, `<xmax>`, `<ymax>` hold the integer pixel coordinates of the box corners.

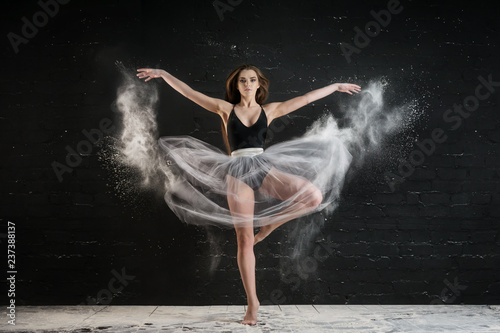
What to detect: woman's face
<box><xmin>237</xmin><ymin>69</ymin><xmax>260</xmax><ymax>98</ymax></box>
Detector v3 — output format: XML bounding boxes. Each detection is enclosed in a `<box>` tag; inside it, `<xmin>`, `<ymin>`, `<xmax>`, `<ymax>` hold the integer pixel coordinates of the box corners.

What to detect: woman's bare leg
<box><xmin>254</xmin><ymin>169</ymin><xmax>323</xmax><ymax>245</ymax></box>
<box><xmin>235</xmin><ymin>225</ymin><xmax>259</xmax><ymax>325</ymax></box>
<box><xmin>227</xmin><ymin>176</ymin><xmax>259</xmax><ymax>325</ymax></box>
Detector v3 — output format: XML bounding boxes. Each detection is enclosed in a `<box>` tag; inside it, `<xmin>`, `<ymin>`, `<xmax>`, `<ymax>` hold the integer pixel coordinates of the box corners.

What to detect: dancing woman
<box><xmin>136</xmin><ymin>64</ymin><xmax>360</xmax><ymax>325</ymax></box>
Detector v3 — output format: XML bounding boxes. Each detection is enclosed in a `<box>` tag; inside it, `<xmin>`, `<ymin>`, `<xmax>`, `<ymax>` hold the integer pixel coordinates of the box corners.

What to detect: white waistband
<box><xmin>231</xmin><ymin>148</ymin><xmax>264</xmax><ymax>157</ymax></box>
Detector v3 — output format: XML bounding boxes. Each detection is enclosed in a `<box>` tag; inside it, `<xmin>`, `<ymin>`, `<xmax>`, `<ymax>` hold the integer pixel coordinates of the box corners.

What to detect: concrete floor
<box><xmin>2</xmin><ymin>305</ymin><xmax>500</xmax><ymax>332</ymax></box>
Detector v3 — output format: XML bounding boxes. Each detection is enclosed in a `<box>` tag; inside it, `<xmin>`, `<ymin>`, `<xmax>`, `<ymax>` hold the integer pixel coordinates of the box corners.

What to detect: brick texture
<box><xmin>1</xmin><ymin>0</ymin><xmax>499</xmax><ymax>305</ymax></box>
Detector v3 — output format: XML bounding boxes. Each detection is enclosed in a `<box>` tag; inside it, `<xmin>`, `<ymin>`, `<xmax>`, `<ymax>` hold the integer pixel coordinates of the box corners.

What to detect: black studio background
<box><xmin>1</xmin><ymin>0</ymin><xmax>499</xmax><ymax>305</ymax></box>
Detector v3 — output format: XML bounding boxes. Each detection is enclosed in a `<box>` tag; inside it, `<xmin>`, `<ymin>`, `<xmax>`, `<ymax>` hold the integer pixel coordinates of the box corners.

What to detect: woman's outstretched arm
<box><xmin>137</xmin><ymin>68</ymin><xmax>231</xmax><ymax>115</ymax></box>
<box><xmin>265</xmin><ymin>83</ymin><xmax>361</xmax><ymax>122</ymax></box>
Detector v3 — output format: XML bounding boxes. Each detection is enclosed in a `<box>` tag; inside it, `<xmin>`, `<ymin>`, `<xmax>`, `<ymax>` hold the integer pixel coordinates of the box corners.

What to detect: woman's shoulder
<box><xmin>261</xmin><ymin>102</ymin><xmax>280</xmax><ymax>120</ymax></box>
<box><xmin>216</xmin><ymin>100</ymin><xmax>234</xmax><ymax>123</ymax></box>
<box><xmin>217</xmin><ymin>100</ymin><xmax>234</xmax><ymax>115</ymax></box>
<box><xmin>262</xmin><ymin>102</ymin><xmax>280</xmax><ymax>111</ymax></box>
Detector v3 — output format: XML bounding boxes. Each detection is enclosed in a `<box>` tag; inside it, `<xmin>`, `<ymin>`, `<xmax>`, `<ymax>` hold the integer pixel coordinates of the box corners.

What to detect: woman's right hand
<box><xmin>137</xmin><ymin>68</ymin><xmax>165</xmax><ymax>82</ymax></box>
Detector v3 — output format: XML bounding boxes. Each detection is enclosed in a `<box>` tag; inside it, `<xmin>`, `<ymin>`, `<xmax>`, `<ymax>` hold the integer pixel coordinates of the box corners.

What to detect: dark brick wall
<box><xmin>1</xmin><ymin>0</ymin><xmax>499</xmax><ymax>306</ymax></box>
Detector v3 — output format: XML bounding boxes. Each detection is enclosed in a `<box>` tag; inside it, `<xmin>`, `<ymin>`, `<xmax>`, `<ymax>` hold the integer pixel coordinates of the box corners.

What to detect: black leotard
<box><xmin>227</xmin><ymin>105</ymin><xmax>268</xmax><ymax>152</ymax></box>
<box><xmin>226</xmin><ymin>105</ymin><xmax>271</xmax><ymax>190</ymax></box>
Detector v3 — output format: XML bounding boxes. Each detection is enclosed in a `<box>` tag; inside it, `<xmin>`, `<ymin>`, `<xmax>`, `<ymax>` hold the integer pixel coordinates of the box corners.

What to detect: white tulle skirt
<box><xmin>113</xmin><ymin>73</ymin><xmax>418</xmax><ymax>230</ymax></box>
<box><xmin>157</xmin><ymin>118</ymin><xmax>353</xmax><ymax>229</ymax></box>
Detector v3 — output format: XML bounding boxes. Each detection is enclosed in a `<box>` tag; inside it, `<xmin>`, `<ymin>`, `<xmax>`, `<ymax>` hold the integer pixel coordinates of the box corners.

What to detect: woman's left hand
<box><xmin>336</xmin><ymin>83</ymin><xmax>362</xmax><ymax>95</ymax></box>
<box><xmin>137</xmin><ymin>68</ymin><xmax>165</xmax><ymax>82</ymax></box>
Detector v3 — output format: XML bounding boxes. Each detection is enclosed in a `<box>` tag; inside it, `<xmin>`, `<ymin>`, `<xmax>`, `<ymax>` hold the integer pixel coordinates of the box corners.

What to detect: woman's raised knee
<box><xmin>307</xmin><ymin>187</ymin><xmax>323</xmax><ymax>208</ymax></box>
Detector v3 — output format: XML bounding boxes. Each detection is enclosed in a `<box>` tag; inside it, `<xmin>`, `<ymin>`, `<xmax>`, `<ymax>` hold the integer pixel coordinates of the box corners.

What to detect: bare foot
<box><xmin>254</xmin><ymin>225</ymin><xmax>271</xmax><ymax>245</ymax></box>
<box><xmin>241</xmin><ymin>301</ymin><xmax>259</xmax><ymax>325</ymax></box>
<box><xmin>254</xmin><ymin>222</ymin><xmax>285</xmax><ymax>245</ymax></box>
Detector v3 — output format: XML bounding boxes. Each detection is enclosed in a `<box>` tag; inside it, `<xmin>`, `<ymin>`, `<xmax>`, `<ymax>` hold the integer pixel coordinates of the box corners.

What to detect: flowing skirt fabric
<box><xmin>158</xmin><ymin>123</ymin><xmax>353</xmax><ymax>229</ymax></box>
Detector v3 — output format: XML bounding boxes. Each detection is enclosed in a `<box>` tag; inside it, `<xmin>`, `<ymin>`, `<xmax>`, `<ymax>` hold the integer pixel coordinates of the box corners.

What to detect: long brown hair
<box><xmin>224</xmin><ymin>64</ymin><xmax>270</xmax><ymax>104</ymax></box>
<box><xmin>221</xmin><ymin>64</ymin><xmax>270</xmax><ymax>154</ymax></box>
